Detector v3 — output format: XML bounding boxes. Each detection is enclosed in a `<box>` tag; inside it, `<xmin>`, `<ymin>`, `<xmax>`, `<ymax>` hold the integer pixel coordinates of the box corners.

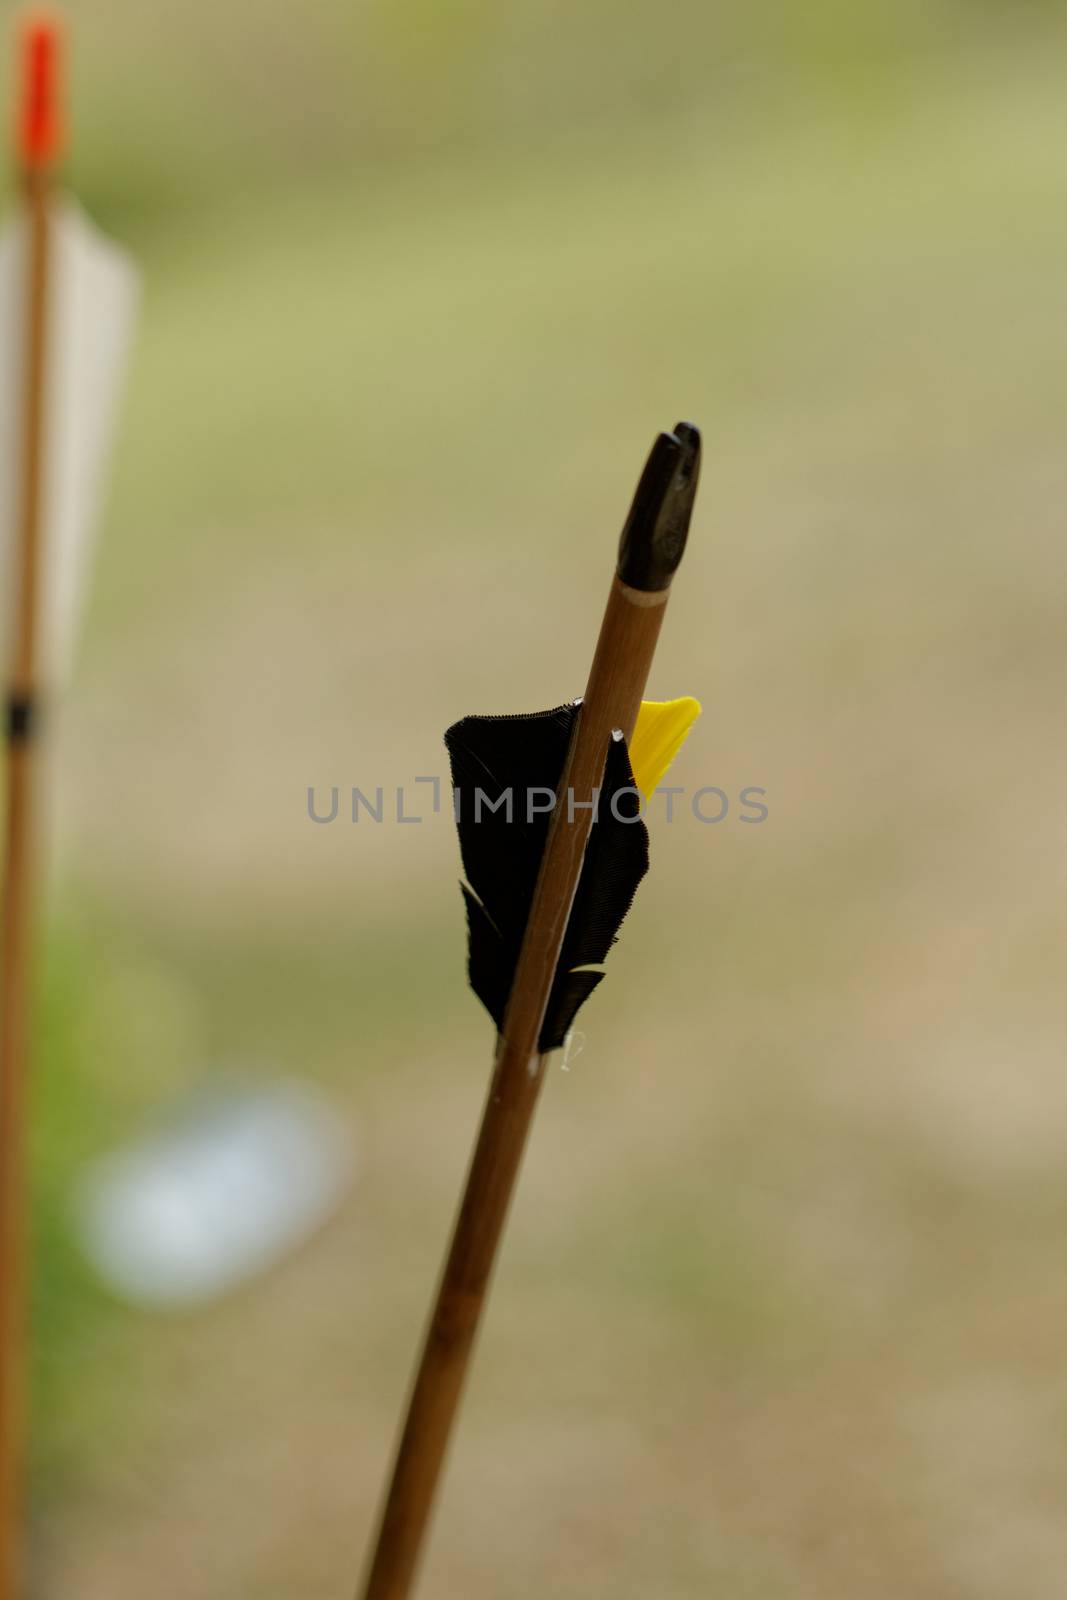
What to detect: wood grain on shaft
<box><xmin>0</xmin><ymin>174</ymin><xmax>50</xmax><ymax>1600</ymax></box>
<box><xmin>360</xmin><ymin>576</ymin><xmax>669</xmax><ymax>1600</ymax></box>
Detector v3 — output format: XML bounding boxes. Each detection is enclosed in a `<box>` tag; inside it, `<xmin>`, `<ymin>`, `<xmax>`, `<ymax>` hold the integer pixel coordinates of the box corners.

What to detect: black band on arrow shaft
<box><xmin>5</xmin><ymin>694</ymin><xmax>39</xmax><ymax>744</ymax></box>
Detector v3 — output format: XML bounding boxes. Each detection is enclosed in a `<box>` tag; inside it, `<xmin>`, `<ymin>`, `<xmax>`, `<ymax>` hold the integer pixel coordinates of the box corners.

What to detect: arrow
<box><xmin>359</xmin><ymin>421</ymin><xmax>702</xmax><ymax>1600</ymax></box>
<box><xmin>0</xmin><ymin>17</ymin><xmax>138</xmax><ymax>1595</ymax></box>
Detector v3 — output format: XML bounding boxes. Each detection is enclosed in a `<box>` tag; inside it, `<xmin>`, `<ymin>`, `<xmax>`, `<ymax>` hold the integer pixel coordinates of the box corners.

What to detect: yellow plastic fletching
<box><xmin>630</xmin><ymin>697</ymin><xmax>702</xmax><ymax>801</ymax></box>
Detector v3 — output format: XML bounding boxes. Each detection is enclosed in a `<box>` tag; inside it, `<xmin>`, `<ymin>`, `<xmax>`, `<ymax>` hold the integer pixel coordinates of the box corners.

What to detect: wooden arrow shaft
<box><xmin>360</xmin><ymin>576</ymin><xmax>669</xmax><ymax>1600</ymax></box>
<box><xmin>0</xmin><ymin>172</ymin><xmax>51</xmax><ymax>1600</ymax></box>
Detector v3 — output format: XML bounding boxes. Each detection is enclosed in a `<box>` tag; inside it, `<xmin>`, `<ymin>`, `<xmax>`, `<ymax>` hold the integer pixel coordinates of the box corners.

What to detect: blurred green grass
<box><xmin>7</xmin><ymin>1</ymin><xmax>1067</xmax><ymax>1594</ymax></box>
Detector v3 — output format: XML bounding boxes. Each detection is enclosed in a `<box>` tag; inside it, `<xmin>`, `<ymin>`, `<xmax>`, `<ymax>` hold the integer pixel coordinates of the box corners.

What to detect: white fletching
<box><xmin>0</xmin><ymin>197</ymin><xmax>138</xmax><ymax>686</ymax></box>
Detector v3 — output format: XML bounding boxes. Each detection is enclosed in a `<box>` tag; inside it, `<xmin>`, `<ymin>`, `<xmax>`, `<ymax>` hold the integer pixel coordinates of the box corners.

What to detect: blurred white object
<box><xmin>77</xmin><ymin>1079</ymin><xmax>353</xmax><ymax>1309</ymax></box>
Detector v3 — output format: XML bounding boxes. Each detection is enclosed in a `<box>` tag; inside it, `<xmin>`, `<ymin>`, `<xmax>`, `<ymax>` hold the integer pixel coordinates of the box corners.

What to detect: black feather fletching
<box><xmin>444</xmin><ymin>703</ymin><xmax>649</xmax><ymax>1051</ymax></box>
